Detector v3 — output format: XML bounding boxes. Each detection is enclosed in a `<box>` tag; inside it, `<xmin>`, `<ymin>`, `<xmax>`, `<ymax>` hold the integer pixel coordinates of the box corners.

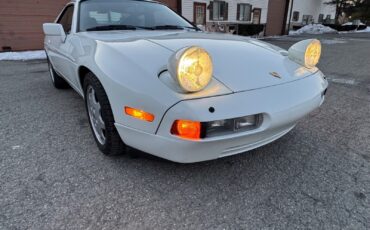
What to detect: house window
<box><xmin>326</xmin><ymin>15</ymin><xmax>331</xmax><ymax>20</ymax></box>
<box><xmin>302</xmin><ymin>15</ymin><xmax>313</xmax><ymax>25</ymax></box>
<box><xmin>209</xmin><ymin>1</ymin><xmax>228</xmax><ymax>21</ymax></box>
<box><xmin>292</xmin><ymin>11</ymin><xmax>299</xmax><ymax>22</ymax></box>
<box><xmin>237</xmin><ymin>4</ymin><xmax>252</xmax><ymax>21</ymax></box>
<box><xmin>318</xmin><ymin>14</ymin><xmax>324</xmax><ymax>23</ymax></box>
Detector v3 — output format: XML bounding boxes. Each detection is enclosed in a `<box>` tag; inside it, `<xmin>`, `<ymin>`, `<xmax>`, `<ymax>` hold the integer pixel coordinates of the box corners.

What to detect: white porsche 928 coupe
<box><xmin>43</xmin><ymin>0</ymin><xmax>328</xmax><ymax>163</ymax></box>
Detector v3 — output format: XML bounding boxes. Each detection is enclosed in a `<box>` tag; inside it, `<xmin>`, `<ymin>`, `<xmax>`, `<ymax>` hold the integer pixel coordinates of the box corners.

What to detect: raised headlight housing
<box><xmin>288</xmin><ymin>39</ymin><xmax>322</xmax><ymax>69</ymax></box>
<box><xmin>168</xmin><ymin>46</ymin><xmax>213</xmax><ymax>93</ymax></box>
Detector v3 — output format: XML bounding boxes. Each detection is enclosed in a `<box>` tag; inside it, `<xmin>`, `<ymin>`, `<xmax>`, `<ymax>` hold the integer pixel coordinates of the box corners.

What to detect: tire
<box><xmin>83</xmin><ymin>72</ymin><xmax>126</xmax><ymax>155</ymax></box>
<box><xmin>47</xmin><ymin>58</ymin><xmax>69</xmax><ymax>89</ymax></box>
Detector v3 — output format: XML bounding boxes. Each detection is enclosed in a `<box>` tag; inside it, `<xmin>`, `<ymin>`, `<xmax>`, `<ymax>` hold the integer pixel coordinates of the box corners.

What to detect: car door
<box><xmin>50</xmin><ymin>4</ymin><xmax>78</xmax><ymax>86</ymax></box>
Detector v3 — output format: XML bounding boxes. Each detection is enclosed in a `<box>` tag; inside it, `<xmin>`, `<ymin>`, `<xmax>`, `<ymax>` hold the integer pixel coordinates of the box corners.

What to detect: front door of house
<box><xmin>252</xmin><ymin>8</ymin><xmax>261</xmax><ymax>24</ymax></box>
<box><xmin>194</xmin><ymin>2</ymin><xmax>206</xmax><ymax>26</ymax></box>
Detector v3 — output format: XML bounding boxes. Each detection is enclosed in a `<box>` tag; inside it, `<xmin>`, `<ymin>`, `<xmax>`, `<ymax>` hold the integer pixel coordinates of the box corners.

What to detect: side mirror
<box><xmin>43</xmin><ymin>23</ymin><xmax>66</xmax><ymax>42</ymax></box>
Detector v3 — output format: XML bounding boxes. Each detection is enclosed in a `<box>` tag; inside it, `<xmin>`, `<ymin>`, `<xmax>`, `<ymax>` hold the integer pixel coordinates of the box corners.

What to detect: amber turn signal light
<box><xmin>125</xmin><ymin>107</ymin><xmax>155</xmax><ymax>122</ymax></box>
<box><xmin>171</xmin><ymin>120</ymin><xmax>202</xmax><ymax>140</ymax></box>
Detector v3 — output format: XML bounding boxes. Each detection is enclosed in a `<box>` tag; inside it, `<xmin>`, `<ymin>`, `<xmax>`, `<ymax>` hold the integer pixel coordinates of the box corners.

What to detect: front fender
<box><xmin>78</xmin><ymin>38</ymin><xmax>231</xmax><ymax>134</ymax></box>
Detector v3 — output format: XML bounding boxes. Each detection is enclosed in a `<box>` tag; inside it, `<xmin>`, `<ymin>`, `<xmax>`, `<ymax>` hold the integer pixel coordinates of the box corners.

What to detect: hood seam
<box><xmin>145</xmin><ymin>39</ymin><xmax>176</xmax><ymax>52</ymax></box>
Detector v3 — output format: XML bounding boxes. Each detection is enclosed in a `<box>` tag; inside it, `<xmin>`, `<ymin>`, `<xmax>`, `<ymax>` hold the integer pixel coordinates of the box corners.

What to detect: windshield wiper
<box><xmin>151</xmin><ymin>25</ymin><xmax>198</xmax><ymax>31</ymax></box>
<box><xmin>86</xmin><ymin>25</ymin><xmax>137</xmax><ymax>31</ymax></box>
<box><xmin>86</xmin><ymin>24</ymin><xmax>199</xmax><ymax>32</ymax></box>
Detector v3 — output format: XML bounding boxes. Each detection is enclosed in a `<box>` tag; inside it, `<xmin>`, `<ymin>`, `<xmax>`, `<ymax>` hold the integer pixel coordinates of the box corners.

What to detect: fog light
<box><xmin>235</xmin><ymin>116</ymin><xmax>258</xmax><ymax>130</ymax></box>
<box><xmin>171</xmin><ymin>120</ymin><xmax>202</xmax><ymax>140</ymax></box>
<box><xmin>170</xmin><ymin>114</ymin><xmax>262</xmax><ymax>140</ymax></box>
<box><xmin>205</xmin><ymin>119</ymin><xmax>234</xmax><ymax>137</ymax></box>
<box><xmin>204</xmin><ymin>114</ymin><xmax>262</xmax><ymax>138</ymax></box>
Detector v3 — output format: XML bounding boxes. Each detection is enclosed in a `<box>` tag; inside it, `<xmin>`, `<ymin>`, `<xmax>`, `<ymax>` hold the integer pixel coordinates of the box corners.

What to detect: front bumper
<box><xmin>116</xmin><ymin>72</ymin><xmax>328</xmax><ymax>163</ymax></box>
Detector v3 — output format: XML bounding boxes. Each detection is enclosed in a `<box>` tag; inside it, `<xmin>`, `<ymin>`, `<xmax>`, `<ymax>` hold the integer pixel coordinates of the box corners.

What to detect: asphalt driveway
<box><xmin>1</xmin><ymin>32</ymin><xmax>370</xmax><ymax>229</ymax></box>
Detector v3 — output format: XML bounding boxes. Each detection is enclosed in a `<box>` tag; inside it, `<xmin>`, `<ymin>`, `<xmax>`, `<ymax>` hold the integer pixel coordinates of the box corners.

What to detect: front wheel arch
<box><xmin>78</xmin><ymin>66</ymin><xmax>92</xmax><ymax>91</ymax></box>
<box><xmin>78</xmin><ymin>66</ymin><xmax>116</xmax><ymax>123</ymax></box>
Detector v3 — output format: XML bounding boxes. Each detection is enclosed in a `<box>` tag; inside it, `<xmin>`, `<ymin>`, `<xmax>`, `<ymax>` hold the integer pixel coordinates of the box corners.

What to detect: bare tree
<box><xmin>353</xmin><ymin>0</ymin><xmax>370</xmax><ymax>23</ymax></box>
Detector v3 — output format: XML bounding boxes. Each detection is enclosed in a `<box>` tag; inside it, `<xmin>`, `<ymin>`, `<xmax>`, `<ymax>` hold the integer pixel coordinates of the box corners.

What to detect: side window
<box><xmin>58</xmin><ymin>5</ymin><xmax>74</xmax><ymax>33</ymax></box>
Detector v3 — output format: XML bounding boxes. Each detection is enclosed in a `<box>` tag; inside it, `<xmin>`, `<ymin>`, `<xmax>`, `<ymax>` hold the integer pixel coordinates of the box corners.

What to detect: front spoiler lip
<box><xmin>115</xmin><ymin>122</ymin><xmax>296</xmax><ymax>163</ymax></box>
<box><xmin>219</xmin><ymin>125</ymin><xmax>295</xmax><ymax>158</ymax></box>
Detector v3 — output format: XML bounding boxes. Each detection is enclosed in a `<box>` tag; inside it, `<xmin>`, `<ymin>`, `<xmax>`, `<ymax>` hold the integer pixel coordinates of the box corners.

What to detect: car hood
<box><xmin>82</xmin><ymin>31</ymin><xmax>317</xmax><ymax>92</ymax></box>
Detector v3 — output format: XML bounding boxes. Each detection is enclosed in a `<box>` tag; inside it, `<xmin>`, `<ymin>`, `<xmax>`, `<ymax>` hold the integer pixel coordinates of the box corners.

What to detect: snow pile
<box><xmin>197</xmin><ymin>24</ymin><xmax>206</xmax><ymax>31</ymax></box>
<box><xmin>0</xmin><ymin>50</ymin><xmax>46</xmax><ymax>61</ymax></box>
<box><xmin>290</xmin><ymin>24</ymin><xmax>337</xmax><ymax>35</ymax></box>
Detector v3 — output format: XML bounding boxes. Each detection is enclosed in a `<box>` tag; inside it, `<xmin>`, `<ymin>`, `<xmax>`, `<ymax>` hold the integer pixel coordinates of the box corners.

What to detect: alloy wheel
<box><xmin>86</xmin><ymin>85</ymin><xmax>106</xmax><ymax>145</ymax></box>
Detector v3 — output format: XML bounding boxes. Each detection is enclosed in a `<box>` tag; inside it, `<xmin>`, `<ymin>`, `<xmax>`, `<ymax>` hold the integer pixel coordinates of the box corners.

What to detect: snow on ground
<box><xmin>0</xmin><ymin>50</ymin><xmax>46</xmax><ymax>61</ymax></box>
<box><xmin>289</xmin><ymin>24</ymin><xmax>337</xmax><ymax>35</ymax></box>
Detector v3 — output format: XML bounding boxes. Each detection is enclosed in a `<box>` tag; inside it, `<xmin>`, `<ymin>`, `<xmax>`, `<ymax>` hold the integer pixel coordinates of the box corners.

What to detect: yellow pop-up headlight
<box><xmin>169</xmin><ymin>46</ymin><xmax>213</xmax><ymax>93</ymax></box>
<box><xmin>304</xmin><ymin>40</ymin><xmax>321</xmax><ymax>68</ymax></box>
<box><xmin>288</xmin><ymin>39</ymin><xmax>322</xmax><ymax>69</ymax></box>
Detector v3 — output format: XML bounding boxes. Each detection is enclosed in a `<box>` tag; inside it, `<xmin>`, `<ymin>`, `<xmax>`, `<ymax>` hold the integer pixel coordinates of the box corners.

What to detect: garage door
<box><xmin>158</xmin><ymin>0</ymin><xmax>179</xmax><ymax>12</ymax></box>
<box><xmin>0</xmin><ymin>0</ymin><xmax>181</xmax><ymax>51</ymax></box>
<box><xmin>265</xmin><ymin>0</ymin><xmax>289</xmax><ymax>36</ymax></box>
<box><xmin>0</xmin><ymin>0</ymin><xmax>69</xmax><ymax>51</ymax></box>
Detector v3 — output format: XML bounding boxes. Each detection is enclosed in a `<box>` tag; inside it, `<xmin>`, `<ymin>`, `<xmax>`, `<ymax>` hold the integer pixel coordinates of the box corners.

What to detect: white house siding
<box><xmin>287</xmin><ymin>0</ymin><xmax>336</xmax><ymax>25</ymax></box>
<box><xmin>182</xmin><ymin>0</ymin><xmax>269</xmax><ymax>24</ymax></box>
<box><xmin>319</xmin><ymin>1</ymin><xmax>337</xmax><ymax>21</ymax></box>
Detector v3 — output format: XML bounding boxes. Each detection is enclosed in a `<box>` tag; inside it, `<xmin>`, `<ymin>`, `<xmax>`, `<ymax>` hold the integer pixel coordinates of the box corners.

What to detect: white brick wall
<box><xmin>182</xmin><ymin>0</ymin><xmax>269</xmax><ymax>24</ymax></box>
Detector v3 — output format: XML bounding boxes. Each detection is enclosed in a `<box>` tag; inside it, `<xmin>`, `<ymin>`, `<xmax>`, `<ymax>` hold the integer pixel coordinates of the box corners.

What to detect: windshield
<box><xmin>79</xmin><ymin>0</ymin><xmax>197</xmax><ymax>32</ymax></box>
